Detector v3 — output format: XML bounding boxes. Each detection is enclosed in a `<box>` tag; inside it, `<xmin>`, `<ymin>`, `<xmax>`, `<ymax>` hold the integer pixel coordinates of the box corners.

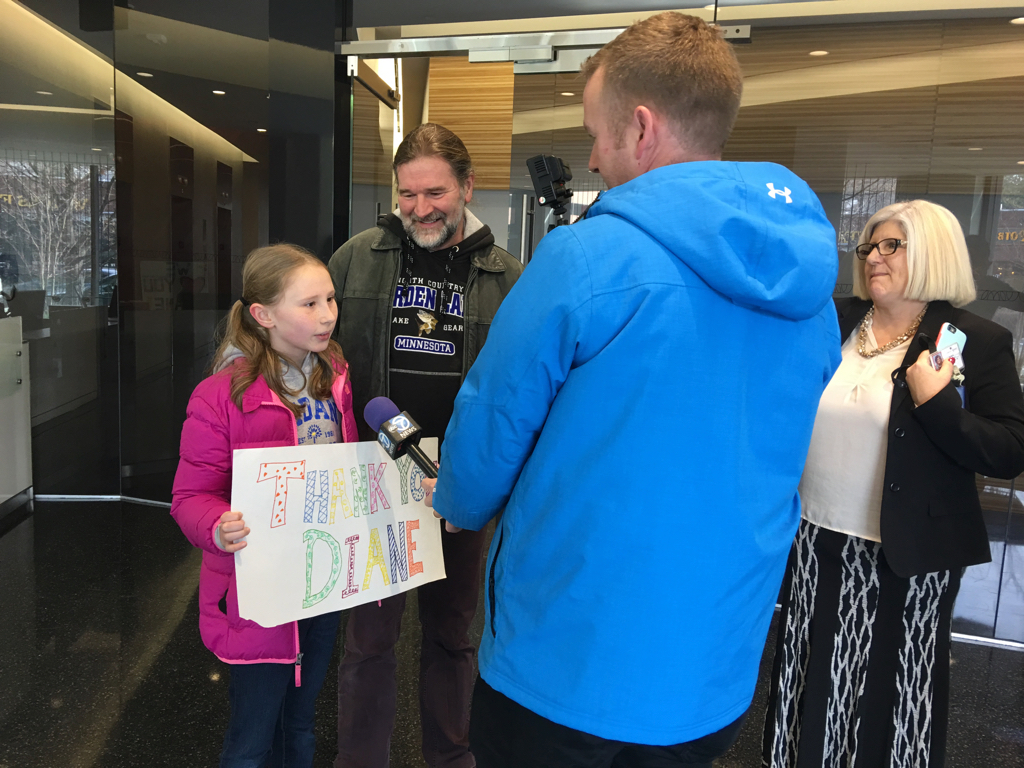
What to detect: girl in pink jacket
<box><xmin>171</xmin><ymin>244</ymin><xmax>358</xmax><ymax>768</ymax></box>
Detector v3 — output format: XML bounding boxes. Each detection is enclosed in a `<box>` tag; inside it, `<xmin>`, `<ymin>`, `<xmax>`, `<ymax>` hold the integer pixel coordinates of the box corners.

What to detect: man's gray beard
<box><xmin>401</xmin><ymin>205</ymin><xmax>464</xmax><ymax>250</ymax></box>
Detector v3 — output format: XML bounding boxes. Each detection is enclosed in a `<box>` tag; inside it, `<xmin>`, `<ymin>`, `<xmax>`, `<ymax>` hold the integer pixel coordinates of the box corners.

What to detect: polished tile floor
<box><xmin>1</xmin><ymin>500</ymin><xmax>1022</xmax><ymax>768</ymax></box>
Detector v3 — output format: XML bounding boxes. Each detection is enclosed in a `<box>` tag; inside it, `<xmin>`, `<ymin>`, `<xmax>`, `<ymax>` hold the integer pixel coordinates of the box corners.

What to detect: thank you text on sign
<box><xmin>231</xmin><ymin>439</ymin><xmax>444</xmax><ymax>627</ymax></box>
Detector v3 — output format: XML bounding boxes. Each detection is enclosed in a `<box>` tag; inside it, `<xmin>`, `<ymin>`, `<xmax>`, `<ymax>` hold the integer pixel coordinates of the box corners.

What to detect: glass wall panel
<box><xmin>508</xmin><ymin>72</ymin><xmax>602</xmax><ymax>261</ymax></box>
<box><xmin>0</xmin><ymin>0</ymin><xmax>119</xmax><ymax>752</ymax></box>
<box><xmin>0</xmin><ymin>0</ymin><xmax>119</xmax><ymax>496</ymax></box>
<box><xmin>113</xmin><ymin>0</ymin><xmax>335</xmax><ymax>501</ymax></box>
<box><xmin>0</xmin><ymin>0</ymin><xmax>336</xmax><ymax>505</ymax></box>
<box><xmin>727</xmin><ymin>16</ymin><xmax>1024</xmax><ymax>643</ymax></box>
<box><xmin>998</xmin><ymin>479</ymin><xmax>1024</xmax><ymax>639</ymax></box>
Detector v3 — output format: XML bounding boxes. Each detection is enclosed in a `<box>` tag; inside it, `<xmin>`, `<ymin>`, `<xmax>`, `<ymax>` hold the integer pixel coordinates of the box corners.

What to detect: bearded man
<box><xmin>328</xmin><ymin>123</ymin><xmax>523</xmax><ymax>768</ymax></box>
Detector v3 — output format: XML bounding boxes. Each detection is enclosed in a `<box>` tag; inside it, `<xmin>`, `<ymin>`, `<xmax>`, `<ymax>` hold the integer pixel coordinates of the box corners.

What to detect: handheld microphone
<box><xmin>363</xmin><ymin>396</ymin><xmax>438</xmax><ymax>479</ymax></box>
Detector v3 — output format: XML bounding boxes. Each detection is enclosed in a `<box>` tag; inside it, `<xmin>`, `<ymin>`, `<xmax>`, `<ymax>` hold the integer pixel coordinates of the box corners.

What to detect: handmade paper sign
<box><xmin>231</xmin><ymin>439</ymin><xmax>444</xmax><ymax>627</ymax></box>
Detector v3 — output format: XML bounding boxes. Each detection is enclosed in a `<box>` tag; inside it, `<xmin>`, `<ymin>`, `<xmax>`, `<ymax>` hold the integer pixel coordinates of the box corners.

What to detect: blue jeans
<box><xmin>220</xmin><ymin>611</ymin><xmax>341</xmax><ymax>768</ymax></box>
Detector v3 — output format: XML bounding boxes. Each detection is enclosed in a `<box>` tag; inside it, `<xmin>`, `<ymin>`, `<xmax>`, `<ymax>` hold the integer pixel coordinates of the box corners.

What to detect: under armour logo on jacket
<box><xmin>766</xmin><ymin>183</ymin><xmax>793</xmax><ymax>203</ymax></box>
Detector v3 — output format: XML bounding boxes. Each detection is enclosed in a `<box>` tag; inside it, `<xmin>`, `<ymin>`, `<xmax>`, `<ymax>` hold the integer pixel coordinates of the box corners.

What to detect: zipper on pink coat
<box><xmin>294</xmin><ymin>621</ymin><xmax>302</xmax><ymax>687</ymax></box>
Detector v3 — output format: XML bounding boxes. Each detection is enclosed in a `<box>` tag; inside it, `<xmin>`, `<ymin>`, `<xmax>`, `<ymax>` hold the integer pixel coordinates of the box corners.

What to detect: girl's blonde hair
<box><xmin>853</xmin><ymin>200</ymin><xmax>977</xmax><ymax>307</ymax></box>
<box><xmin>212</xmin><ymin>243</ymin><xmax>344</xmax><ymax>416</ymax></box>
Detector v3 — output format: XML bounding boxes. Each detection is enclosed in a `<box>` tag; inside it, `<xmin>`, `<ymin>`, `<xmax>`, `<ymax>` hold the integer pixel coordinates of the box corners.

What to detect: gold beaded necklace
<box><xmin>857</xmin><ymin>305</ymin><xmax>927</xmax><ymax>359</ymax></box>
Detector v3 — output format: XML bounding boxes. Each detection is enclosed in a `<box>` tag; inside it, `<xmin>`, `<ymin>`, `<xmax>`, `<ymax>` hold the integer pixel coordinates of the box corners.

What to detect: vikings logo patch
<box><xmin>417</xmin><ymin>310</ymin><xmax>437</xmax><ymax>337</ymax></box>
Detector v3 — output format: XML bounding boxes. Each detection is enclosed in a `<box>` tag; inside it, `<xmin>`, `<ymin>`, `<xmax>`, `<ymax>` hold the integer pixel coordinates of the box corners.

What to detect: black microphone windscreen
<box><xmin>364</xmin><ymin>396</ymin><xmax>401</xmax><ymax>432</ymax></box>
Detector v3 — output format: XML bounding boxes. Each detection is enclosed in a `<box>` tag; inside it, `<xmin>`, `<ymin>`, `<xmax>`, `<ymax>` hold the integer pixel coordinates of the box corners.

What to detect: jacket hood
<box><xmin>588</xmin><ymin>161</ymin><xmax>837</xmax><ymax>321</ymax></box>
<box><xmin>213</xmin><ymin>344</ymin><xmax>246</xmax><ymax>373</ymax></box>
<box><xmin>213</xmin><ymin>344</ymin><xmax>313</xmax><ymax>388</ymax></box>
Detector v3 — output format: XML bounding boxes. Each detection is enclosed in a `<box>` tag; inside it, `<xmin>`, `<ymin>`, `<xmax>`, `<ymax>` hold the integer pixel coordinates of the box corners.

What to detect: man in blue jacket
<box><xmin>425</xmin><ymin>12</ymin><xmax>841</xmax><ymax>767</ymax></box>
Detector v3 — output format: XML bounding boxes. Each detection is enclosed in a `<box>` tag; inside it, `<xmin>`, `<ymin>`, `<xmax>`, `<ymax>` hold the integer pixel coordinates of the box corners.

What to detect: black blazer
<box><xmin>835</xmin><ymin>298</ymin><xmax>1024</xmax><ymax>577</ymax></box>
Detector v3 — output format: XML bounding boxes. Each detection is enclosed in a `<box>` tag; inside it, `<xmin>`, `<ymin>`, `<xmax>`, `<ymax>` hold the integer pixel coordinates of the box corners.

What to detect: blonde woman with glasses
<box><xmin>763</xmin><ymin>199</ymin><xmax>1024</xmax><ymax>768</ymax></box>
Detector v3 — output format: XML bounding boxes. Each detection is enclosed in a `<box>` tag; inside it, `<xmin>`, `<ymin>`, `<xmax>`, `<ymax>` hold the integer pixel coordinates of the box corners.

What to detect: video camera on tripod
<box><xmin>527</xmin><ymin>154</ymin><xmax>573</xmax><ymax>228</ymax></box>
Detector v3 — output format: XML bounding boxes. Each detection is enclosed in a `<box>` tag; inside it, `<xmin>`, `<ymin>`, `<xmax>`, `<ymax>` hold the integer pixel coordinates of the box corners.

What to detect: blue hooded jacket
<box><xmin>435</xmin><ymin>161</ymin><xmax>841</xmax><ymax>744</ymax></box>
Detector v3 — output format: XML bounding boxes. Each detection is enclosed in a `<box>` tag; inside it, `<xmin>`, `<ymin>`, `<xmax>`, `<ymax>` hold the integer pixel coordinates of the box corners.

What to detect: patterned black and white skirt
<box><xmin>762</xmin><ymin>519</ymin><xmax>961</xmax><ymax>768</ymax></box>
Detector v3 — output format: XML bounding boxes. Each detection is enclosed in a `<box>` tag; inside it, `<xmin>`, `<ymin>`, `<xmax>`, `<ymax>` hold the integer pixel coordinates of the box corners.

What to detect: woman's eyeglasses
<box><xmin>855</xmin><ymin>238</ymin><xmax>907</xmax><ymax>260</ymax></box>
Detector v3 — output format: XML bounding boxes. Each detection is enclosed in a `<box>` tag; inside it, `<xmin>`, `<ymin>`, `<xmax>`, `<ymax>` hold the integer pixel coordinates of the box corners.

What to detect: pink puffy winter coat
<box><xmin>171</xmin><ymin>359</ymin><xmax>358</xmax><ymax>673</ymax></box>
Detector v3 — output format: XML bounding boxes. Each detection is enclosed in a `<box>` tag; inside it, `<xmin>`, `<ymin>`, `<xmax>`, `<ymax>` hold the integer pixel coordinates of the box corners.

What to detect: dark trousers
<box><xmin>220</xmin><ymin>611</ymin><xmax>341</xmax><ymax>768</ymax></box>
<box><xmin>335</xmin><ymin>525</ymin><xmax>487</xmax><ymax>768</ymax></box>
<box><xmin>469</xmin><ymin>677</ymin><xmax>747</xmax><ymax>768</ymax></box>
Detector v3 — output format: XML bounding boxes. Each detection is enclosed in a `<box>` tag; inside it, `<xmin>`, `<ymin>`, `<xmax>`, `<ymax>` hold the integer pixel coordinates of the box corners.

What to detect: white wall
<box><xmin>470</xmin><ymin>189</ymin><xmax>511</xmax><ymax>252</ymax></box>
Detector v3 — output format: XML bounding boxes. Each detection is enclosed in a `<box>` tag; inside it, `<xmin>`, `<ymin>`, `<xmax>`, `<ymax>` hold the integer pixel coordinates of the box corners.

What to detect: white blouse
<box><xmin>799</xmin><ymin>326</ymin><xmax>911</xmax><ymax>542</ymax></box>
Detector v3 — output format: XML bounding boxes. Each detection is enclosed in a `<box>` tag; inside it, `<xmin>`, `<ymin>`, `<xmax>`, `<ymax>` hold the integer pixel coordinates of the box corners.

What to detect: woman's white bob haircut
<box><xmin>853</xmin><ymin>200</ymin><xmax>977</xmax><ymax>308</ymax></box>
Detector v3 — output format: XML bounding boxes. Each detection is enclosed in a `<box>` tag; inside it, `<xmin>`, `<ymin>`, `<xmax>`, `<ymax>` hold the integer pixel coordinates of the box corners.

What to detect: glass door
<box><xmin>507</xmin><ymin>71</ymin><xmax>605</xmax><ymax>262</ymax></box>
<box><xmin>347</xmin><ymin>61</ymin><xmax>399</xmax><ymax>239</ymax></box>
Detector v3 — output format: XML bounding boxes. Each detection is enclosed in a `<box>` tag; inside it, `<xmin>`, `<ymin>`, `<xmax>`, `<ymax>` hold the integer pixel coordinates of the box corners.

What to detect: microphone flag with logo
<box><xmin>364</xmin><ymin>397</ymin><xmax>438</xmax><ymax>479</ymax></box>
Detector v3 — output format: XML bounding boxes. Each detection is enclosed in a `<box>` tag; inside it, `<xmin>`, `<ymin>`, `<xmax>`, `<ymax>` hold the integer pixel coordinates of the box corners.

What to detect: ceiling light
<box><xmin>968</xmin><ymin>147</ymin><xmax>983</xmax><ymax>151</ymax></box>
<box><xmin>136</xmin><ymin>72</ymin><xmax>153</xmax><ymax>77</ymax></box>
<box><xmin>91</xmin><ymin>147</ymin><xmax>102</xmax><ymax>152</ymax></box>
<box><xmin>1010</xmin><ymin>17</ymin><xmax>1024</xmax><ymax>25</ymax></box>
<box><xmin>1018</xmin><ymin>160</ymin><xmax>1024</xmax><ymax>165</ymax></box>
<box><xmin>560</xmin><ymin>92</ymin><xmax>575</xmax><ymax>96</ymax></box>
<box><xmin>212</xmin><ymin>90</ymin><xmax>226</xmax><ymax>95</ymax></box>
<box><xmin>704</xmin><ymin>4</ymin><xmax>716</xmax><ymax>9</ymax></box>
<box><xmin>36</xmin><ymin>90</ymin><xmax>52</xmax><ymax>95</ymax></box>
<box><xmin>257</xmin><ymin>128</ymin><xmax>267</xmax><ymax>133</ymax></box>
<box><xmin>809</xmin><ymin>50</ymin><xmax>829</xmax><ymax>56</ymax></box>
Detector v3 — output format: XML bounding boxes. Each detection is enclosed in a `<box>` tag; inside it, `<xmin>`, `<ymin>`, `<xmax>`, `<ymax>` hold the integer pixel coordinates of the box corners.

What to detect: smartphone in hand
<box><xmin>930</xmin><ymin>322</ymin><xmax>967</xmax><ymax>371</ymax></box>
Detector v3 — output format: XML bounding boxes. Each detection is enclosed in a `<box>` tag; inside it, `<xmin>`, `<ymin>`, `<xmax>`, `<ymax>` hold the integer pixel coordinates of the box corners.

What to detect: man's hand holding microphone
<box><xmin>364</xmin><ymin>397</ymin><xmax>461</xmax><ymax>533</ymax></box>
<box><xmin>417</xmin><ymin>478</ymin><xmax>460</xmax><ymax>532</ymax></box>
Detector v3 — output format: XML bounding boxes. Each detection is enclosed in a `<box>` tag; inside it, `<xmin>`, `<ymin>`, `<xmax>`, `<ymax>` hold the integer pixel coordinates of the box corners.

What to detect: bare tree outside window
<box><xmin>0</xmin><ymin>150</ymin><xmax>116</xmax><ymax>310</ymax></box>
<box><xmin>837</xmin><ymin>176</ymin><xmax>897</xmax><ymax>250</ymax></box>
<box><xmin>1001</xmin><ymin>174</ymin><xmax>1024</xmax><ymax>212</ymax></box>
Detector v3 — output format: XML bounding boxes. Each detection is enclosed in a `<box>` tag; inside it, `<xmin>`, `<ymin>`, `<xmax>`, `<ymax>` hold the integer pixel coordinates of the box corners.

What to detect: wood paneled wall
<box><xmin>427</xmin><ymin>57</ymin><xmax>514</xmax><ymax>190</ymax></box>
<box><xmin>352</xmin><ymin>82</ymin><xmax>393</xmax><ymax>187</ymax></box>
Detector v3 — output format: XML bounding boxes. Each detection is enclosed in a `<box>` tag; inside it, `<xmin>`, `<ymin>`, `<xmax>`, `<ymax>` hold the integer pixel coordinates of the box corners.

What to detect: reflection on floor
<box><xmin>1</xmin><ymin>501</ymin><xmax>1022</xmax><ymax>767</ymax></box>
